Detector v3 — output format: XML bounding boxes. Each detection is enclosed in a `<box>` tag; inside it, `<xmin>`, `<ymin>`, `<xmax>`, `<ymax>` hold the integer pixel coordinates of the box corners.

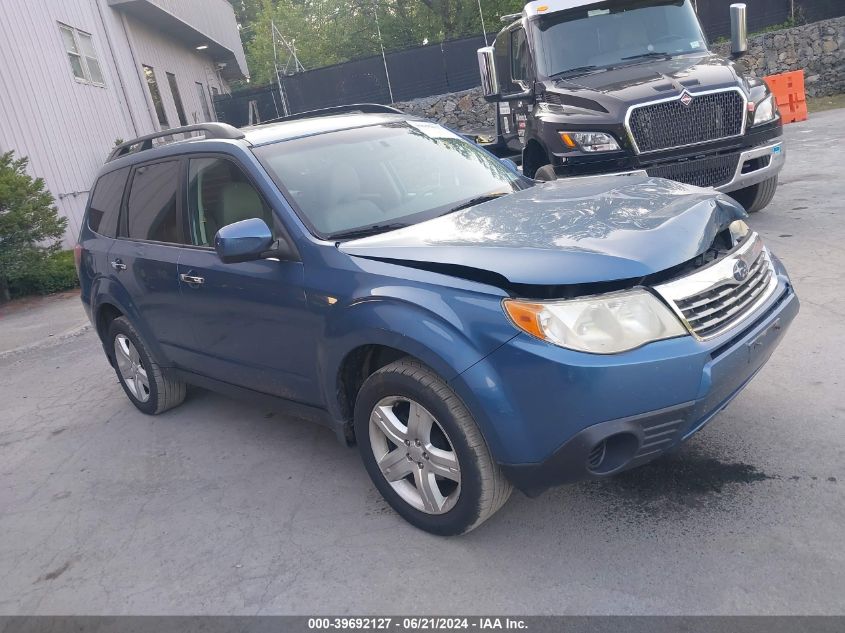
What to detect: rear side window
<box><xmin>126</xmin><ymin>161</ymin><xmax>180</xmax><ymax>242</ymax></box>
<box><xmin>88</xmin><ymin>167</ymin><xmax>129</xmax><ymax>237</ymax></box>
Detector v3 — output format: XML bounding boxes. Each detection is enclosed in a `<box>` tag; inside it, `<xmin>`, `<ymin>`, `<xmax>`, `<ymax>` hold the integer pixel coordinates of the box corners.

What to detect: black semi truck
<box><xmin>477</xmin><ymin>0</ymin><xmax>785</xmax><ymax>212</ymax></box>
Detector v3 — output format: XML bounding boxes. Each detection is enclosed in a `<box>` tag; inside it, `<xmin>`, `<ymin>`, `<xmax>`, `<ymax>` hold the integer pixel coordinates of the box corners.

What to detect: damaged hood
<box><xmin>339</xmin><ymin>175</ymin><xmax>746</xmax><ymax>286</ymax></box>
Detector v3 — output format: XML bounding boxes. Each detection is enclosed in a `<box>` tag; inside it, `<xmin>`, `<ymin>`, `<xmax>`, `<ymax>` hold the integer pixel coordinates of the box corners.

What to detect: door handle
<box><xmin>110</xmin><ymin>259</ymin><xmax>126</xmax><ymax>271</ymax></box>
<box><xmin>179</xmin><ymin>273</ymin><xmax>205</xmax><ymax>285</ymax></box>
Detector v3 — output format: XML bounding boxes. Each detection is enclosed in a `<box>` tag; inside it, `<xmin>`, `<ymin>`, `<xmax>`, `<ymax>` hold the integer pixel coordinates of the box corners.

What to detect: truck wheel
<box><xmin>729</xmin><ymin>176</ymin><xmax>778</xmax><ymax>213</ymax></box>
<box><xmin>354</xmin><ymin>359</ymin><xmax>512</xmax><ymax>535</ymax></box>
<box><xmin>534</xmin><ymin>164</ymin><xmax>557</xmax><ymax>181</ymax></box>
<box><xmin>108</xmin><ymin>317</ymin><xmax>186</xmax><ymax>415</ymax></box>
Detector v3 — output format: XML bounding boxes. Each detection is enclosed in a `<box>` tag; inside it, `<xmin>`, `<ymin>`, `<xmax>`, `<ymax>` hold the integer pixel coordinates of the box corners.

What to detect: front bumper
<box><xmin>453</xmin><ymin>262</ymin><xmax>798</xmax><ymax>496</ymax></box>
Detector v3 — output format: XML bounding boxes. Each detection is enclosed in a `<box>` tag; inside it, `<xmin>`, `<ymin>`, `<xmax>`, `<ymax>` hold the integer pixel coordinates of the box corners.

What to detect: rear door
<box><xmin>108</xmin><ymin>158</ymin><xmax>195</xmax><ymax>366</ymax></box>
<box><xmin>175</xmin><ymin>155</ymin><xmax>320</xmax><ymax>405</ymax></box>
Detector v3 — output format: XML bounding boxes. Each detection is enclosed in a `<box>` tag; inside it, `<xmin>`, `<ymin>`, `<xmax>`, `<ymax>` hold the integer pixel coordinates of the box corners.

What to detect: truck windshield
<box><xmin>532</xmin><ymin>0</ymin><xmax>706</xmax><ymax>78</ymax></box>
<box><xmin>254</xmin><ymin>121</ymin><xmax>526</xmax><ymax>240</ymax></box>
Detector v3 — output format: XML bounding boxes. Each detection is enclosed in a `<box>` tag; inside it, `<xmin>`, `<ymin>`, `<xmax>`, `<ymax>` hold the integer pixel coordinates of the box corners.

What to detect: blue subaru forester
<box><xmin>77</xmin><ymin>105</ymin><xmax>798</xmax><ymax>535</ymax></box>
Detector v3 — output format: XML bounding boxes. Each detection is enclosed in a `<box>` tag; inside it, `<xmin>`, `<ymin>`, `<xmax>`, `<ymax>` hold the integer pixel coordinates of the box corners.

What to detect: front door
<box><xmin>175</xmin><ymin>156</ymin><xmax>321</xmax><ymax>405</ymax></box>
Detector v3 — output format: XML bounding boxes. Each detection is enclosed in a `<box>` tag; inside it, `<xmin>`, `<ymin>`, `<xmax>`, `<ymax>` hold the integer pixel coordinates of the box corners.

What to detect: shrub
<box><xmin>7</xmin><ymin>250</ymin><xmax>79</xmax><ymax>298</ymax></box>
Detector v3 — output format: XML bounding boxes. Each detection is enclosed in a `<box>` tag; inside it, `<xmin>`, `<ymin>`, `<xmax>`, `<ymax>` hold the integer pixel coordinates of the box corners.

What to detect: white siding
<box><xmin>0</xmin><ymin>0</ymin><xmax>244</xmax><ymax>246</ymax></box>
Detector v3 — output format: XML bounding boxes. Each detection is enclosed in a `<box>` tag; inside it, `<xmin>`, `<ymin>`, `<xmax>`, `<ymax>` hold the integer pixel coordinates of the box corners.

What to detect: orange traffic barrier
<box><xmin>763</xmin><ymin>70</ymin><xmax>807</xmax><ymax>124</ymax></box>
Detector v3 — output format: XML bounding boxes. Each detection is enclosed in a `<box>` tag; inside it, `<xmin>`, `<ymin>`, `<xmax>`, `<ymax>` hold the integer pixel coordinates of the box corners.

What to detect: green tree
<box><xmin>234</xmin><ymin>0</ymin><xmax>524</xmax><ymax>83</ymax></box>
<box><xmin>0</xmin><ymin>152</ymin><xmax>67</xmax><ymax>303</ymax></box>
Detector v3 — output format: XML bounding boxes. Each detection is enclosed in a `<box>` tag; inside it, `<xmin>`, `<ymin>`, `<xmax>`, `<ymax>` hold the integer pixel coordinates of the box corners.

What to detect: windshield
<box><xmin>254</xmin><ymin>121</ymin><xmax>525</xmax><ymax>239</ymax></box>
<box><xmin>531</xmin><ymin>0</ymin><xmax>706</xmax><ymax>78</ymax></box>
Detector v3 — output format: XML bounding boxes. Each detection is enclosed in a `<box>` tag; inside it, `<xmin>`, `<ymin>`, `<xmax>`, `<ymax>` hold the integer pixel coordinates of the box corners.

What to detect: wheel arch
<box><xmin>522</xmin><ymin>137</ymin><xmax>550</xmax><ymax>178</ymax></box>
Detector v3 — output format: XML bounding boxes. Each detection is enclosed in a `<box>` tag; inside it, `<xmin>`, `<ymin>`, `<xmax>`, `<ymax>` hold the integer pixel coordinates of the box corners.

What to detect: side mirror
<box><xmin>477</xmin><ymin>46</ymin><xmax>499</xmax><ymax>99</ymax></box>
<box><xmin>730</xmin><ymin>3</ymin><xmax>748</xmax><ymax>57</ymax></box>
<box><xmin>214</xmin><ymin>217</ymin><xmax>275</xmax><ymax>264</ymax></box>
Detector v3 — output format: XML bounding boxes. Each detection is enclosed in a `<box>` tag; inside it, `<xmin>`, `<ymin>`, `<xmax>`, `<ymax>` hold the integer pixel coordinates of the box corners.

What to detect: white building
<box><xmin>0</xmin><ymin>0</ymin><xmax>250</xmax><ymax>244</ymax></box>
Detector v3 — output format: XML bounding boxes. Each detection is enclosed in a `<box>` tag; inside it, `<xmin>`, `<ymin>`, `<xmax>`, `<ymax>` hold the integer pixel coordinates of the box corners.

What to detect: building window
<box><xmin>195</xmin><ymin>82</ymin><xmax>212</xmax><ymax>121</ymax></box>
<box><xmin>143</xmin><ymin>65</ymin><xmax>169</xmax><ymax>129</ymax></box>
<box><xmin>59</xmin><ymin>23</ymin><xmax>105</xmax><ymax>86</ymax></box>
<box><xmin>166</xmin><ymin>72</ymin><xmax>188</xmax><ymax>126</ymax></box>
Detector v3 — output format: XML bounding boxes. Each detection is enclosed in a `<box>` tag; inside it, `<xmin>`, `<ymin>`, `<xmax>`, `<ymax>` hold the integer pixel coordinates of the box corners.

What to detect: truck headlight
<box><xmin>559</xmin><ymin>131</ymin><xmax>620</xmax><ymax>153</ymax></box>
<box><xmin>753</xmin><ymin>93</ymin><xmax>779</xmax><ymax>126</ymax></box>
<box><xmin>503</xmin><ymin>290</ymin><xmax>687</xmax><ymax>354</ymax></box>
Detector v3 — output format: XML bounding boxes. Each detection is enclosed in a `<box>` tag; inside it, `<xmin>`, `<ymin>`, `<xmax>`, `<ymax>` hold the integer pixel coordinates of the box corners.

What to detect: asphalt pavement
<box><xmin>0</xmin><ymin>110</ymin><xmax>843</xmax><ymax>615</ymax></box>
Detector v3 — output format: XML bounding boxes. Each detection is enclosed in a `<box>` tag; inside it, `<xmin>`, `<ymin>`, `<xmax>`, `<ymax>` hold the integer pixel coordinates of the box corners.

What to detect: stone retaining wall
<box><xmin>393</xmin><ymin>16</ymin><xmax>845</xmax><ymax>132</ymax></box>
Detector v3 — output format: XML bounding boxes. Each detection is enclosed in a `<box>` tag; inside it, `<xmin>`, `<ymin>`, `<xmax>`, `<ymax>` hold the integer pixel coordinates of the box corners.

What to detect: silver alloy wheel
<box><xmin>368</xmin><ymin>396</ymin><xmax>461</xmax><ymax>514</ymax></box>
<box><xmin>114</xmin><ymin>334</ymin><xmax>150</xmax><ymax>403</ymax></box>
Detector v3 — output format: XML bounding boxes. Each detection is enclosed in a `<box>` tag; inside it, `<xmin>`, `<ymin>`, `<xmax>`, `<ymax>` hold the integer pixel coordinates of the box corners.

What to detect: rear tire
<box><xmin>728</xmin><ymin>175</ymin><xmax>778</xmax><ymax>213</ymax></box>
<box><xmin>108</xmin><ymin>317</ymin><xmax>186</xmax><ymax>415</ymax></box>
<box><xmin>534</xmin><ymin>164</ymin><xmax>558</xmax><ymax>181</ymax></box>
<box><xmin>354</xmin><ymin>359</ymin><xmax>511</xmax><ymax>535</ymax></box>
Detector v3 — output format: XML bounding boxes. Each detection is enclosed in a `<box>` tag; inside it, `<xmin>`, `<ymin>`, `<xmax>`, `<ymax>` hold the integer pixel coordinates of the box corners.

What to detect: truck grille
<box><xmin>628</xmin><ymin>90</ymin><xmax>745</xmax><ymax>153</ymax></box>
<box><xmin>654</xmin><ymin>234</ymin><xmax>778</xmax><ymax>340</ymax></box>
<box><xmin>646</xmin><ymin>153</ymin><xmax>739</xmax><ymax>188</ymax></box>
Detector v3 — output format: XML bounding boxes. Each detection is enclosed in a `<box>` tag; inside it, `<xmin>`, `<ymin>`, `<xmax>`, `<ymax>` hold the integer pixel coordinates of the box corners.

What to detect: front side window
<box><xmin>59</xmin><ymin>23</ymin><xmax>104</xmax><ymax>86</ymax></box>
<box><xmin>532</xmin><ymin>0</ymin><xmax>706</xmax><ymax>78</ymax></box>
<box><xmin>186</xmin><ymin>158</ymin><xmax>273</xmax><ymax>247</ymax></box>
<box><xmin>167</xmin><ymin>73</ymin><xmax>189</xmax><ymax>126</ymax></box>
<box><xmin>255</xmin><ymin>121</ymin><xmax>525</xmax><ymax>239</ymax></box>
<box><xmin>510</xmin><ymin>28</ymin><xmax>531</xmax><ymax>84</ymax></box>
<box><xmin>88</xmin><ymin>167</ymin><xmax>130</xmax><ymax>237</ymax></box>
<box><xmin>126</xmin><ymin>161</ymin><xmax>180</xmax><ymax>243</ymax></box>
<box><xmin>143</xmin><ymin>65</ymin><xmax>169</xmax><ymax>129</ymax></box>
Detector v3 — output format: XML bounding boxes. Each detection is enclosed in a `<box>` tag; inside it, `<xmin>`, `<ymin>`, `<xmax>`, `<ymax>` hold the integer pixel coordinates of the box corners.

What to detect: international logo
<box><xmin>733</xmin><ymin>259</ymin><xmax>750</xmax><ymax>282</ymax></box>
<box><xmin>679</xmin><ymin>91</ymin><xmax>694</xmax><ymax>107</ymax></box>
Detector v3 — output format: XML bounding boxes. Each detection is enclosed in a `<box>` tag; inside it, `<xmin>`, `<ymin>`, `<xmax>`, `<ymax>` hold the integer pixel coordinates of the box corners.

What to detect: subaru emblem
<box><xmin>680</xmin><ymin>91</ymin><xmax>693</xmax><ymax>106</ymax></box>
<box><xmin>733</xmin><ymin>259</ymin><xmax>750</xmax><ymax>282</ymax></box>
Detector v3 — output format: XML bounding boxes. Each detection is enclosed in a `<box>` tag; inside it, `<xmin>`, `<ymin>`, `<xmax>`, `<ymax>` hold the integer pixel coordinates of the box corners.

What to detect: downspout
<box><xmin>119</xmin><ymin>10</ymin><xmax>159</xmax><ymax>130</ymax></box>
<box><xmin>93</xmin><ymin>0</ymin><xmax>140</xmax><ymax>138</ymax></box>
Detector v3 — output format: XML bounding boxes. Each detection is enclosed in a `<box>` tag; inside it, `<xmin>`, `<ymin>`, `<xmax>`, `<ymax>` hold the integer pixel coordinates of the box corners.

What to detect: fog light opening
<box><xmin>587</xmin><ymin>433</ymin><xmax>639</xmax><ymax>475</ymax></box>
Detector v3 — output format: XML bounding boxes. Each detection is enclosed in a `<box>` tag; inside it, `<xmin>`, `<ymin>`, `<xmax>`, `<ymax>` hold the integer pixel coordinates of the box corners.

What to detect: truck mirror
<box><xmin>730</xmin><ymin>3</ymin><xmax>748</xmax><ymax>56</ymax></box>
<box><xmin>477</xmin><ymin>47</ymin><xmax>499</xmax><ymax>98</ymax></box>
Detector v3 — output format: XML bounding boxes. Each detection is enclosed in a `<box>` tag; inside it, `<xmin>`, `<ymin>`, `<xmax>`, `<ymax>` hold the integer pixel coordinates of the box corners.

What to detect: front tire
<box><xmin>354</xmin><ymin>359</ymin><xmax>511</xmax><ymax>535</ymax></box>
<box><xmin>728</xmin><ymin>175</ymin><xmax>778</xmax><ymax>213</ymax></box>
<box><xmin>108</xmin><ymin>317</ymin><xmax>186</xmax><ymax>415</ymax></box>
<box><xmin>534</xmin><ymin>164</ymin><xmax>558</xmax><ymax>181</ymax></box>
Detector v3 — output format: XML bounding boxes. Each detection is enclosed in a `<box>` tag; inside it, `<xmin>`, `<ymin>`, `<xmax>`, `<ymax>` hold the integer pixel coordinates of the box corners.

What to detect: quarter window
<box><xmin>88</xmin><ymin>168</ymin><xmax>130</xmax><ymax>237</ymax></box>
<box><xmin>126</xmin><ymin>161</ymin><xmax>180</xmax><ymax>243</ymax></box>
<box><xmin>186</xmin><ymin>158</ymin><xmax>273</xmax><ymax>247</ymax></box>
<box><xmin>59</xmin><ymin>24</ymin><xmax>105</xmax><ymax>86</ymax></box>
<box><xmin>143</xmin><ymin>65</ymin><xmax>169</xmax><ymax>129</ymax></box>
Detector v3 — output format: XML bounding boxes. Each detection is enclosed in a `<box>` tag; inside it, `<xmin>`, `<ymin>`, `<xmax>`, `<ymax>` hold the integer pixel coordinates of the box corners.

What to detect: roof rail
<box><xmin>260</xmin><ymin>103</ymin><xmax>404</xmax><ymax>126</ymax></box>
<box><xmin>107</xmin><ymin>123</ymin><xmax>246</xmax><ymax>162</ymax></box>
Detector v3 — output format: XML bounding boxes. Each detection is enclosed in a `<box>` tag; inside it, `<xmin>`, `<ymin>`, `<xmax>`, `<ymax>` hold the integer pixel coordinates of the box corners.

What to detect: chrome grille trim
<box><xmin>624</xmin><ymin>88</ymin><xmax>748</xmax><ymax>155</ymax></box>
<box><xmin>653</xmin><ymin>233</ymin><xmax>778</xmax><ymax>341</ymax></box>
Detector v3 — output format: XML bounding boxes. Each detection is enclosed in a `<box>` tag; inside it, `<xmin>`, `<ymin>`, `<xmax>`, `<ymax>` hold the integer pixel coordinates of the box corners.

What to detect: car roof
<box><xmin>242</xmin><ymin>112</ymin><xmax>415</xmax><ymax>146</ymax></box>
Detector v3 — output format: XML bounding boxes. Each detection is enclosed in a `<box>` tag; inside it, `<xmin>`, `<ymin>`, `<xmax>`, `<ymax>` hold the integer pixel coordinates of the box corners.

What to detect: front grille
<box><xmin>674</xmin><ymin>250</ymin><xmax>773</xmax><ymax>338</ymax></box>
<box><xmin>647</xmin><ymin>153</ymin><xmax>740</xmax><ymax>188</ymax></box>
<box><xmin>628</xmin><ymin>90</ymin><xmax>745</xmax><ymax>153</ymax></box>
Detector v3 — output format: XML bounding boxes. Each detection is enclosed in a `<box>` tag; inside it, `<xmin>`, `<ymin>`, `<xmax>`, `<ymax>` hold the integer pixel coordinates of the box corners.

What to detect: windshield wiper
<box><xmin>442</xmin><ymin>192</ymin><xmax>510</xmax><ymax>215</ymax></box>
<box><xmin>619</xmin><ymin>51</ymin><xmax>672</xmax><ymax>61</ymax></box>
<box><xmin>328</xmin><ymin>222</ymin><xmax>409</xmax><ymax>241</ymax></box>
<box><xmin>551</xmin><ymin>65</ymin><xmax>603</xmax><ymax>78</ymax></box>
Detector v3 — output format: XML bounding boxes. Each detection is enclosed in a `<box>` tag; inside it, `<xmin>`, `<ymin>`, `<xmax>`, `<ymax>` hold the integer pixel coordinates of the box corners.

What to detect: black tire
<box><xmin>354</xmin><ymin>358</ymin><xmax>511</xmax><ymax>535</ymax></box>
<box><xmin>728</xmin><ymin>176</ymin><xmax>778</xmax><ymax>213</ymax></box>
<box><xmin>108</xmin><ymin>316</ymin><xmax>186</xmax><ymax>415</ymax></box>
<box><xmin>534</xmin><ymin>164</ymin><xmax>558</xmax><ymax>181</ymax></box>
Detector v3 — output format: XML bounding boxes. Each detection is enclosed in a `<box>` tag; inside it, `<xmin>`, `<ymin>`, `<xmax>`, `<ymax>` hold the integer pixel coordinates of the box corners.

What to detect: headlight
<box><xmin>753</xmin><ymin>93</ymin><xmax>779</xmax><ymax>125</ymax></box>
<box><xmin>559</xmin><ymin>131</ymin><xmax>620</xmax><ymax>153</ymax></box>
<box><xmin>503</xmin><ymin>289</ymin><xmax>687</xmax><ymax>354</ymax></box>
